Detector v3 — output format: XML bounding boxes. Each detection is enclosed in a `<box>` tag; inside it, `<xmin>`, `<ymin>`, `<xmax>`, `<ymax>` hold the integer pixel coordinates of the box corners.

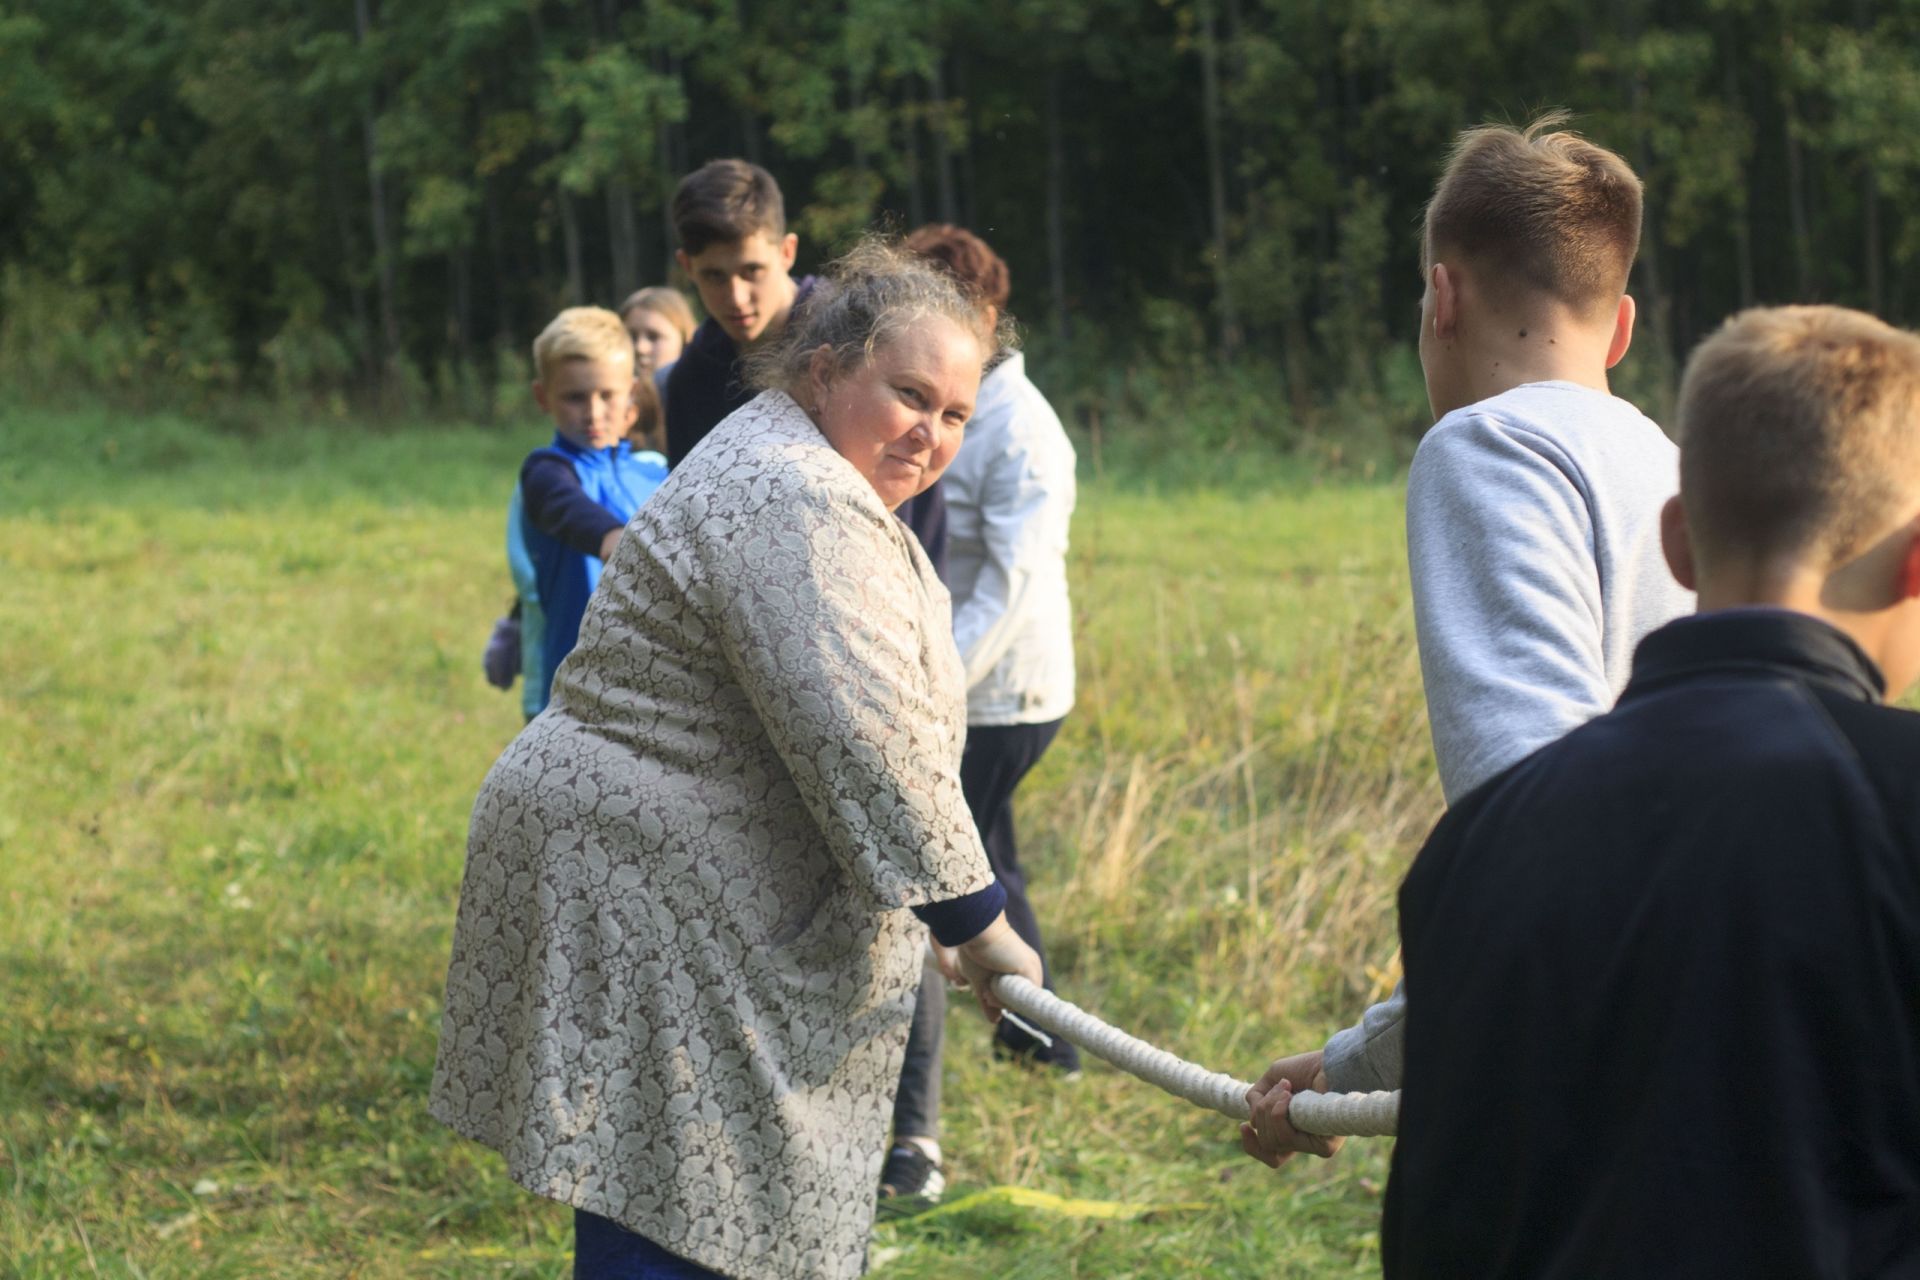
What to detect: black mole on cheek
<box><xmin>1518</xmin><ymin>328</ymin><xmax>1528</xmax><ymax>339</ymax></box>
<box><xmin>1549</xmin><ymin>338</ymin><xmax>1556</xmax><ymax>344</ymax></box>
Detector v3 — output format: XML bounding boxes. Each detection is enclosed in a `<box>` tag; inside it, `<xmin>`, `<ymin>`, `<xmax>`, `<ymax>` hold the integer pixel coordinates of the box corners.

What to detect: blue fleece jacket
<box><xmin>517</xmin><ymin>435</ymin><xmax>667</xmax><ymax>706</ymax></box>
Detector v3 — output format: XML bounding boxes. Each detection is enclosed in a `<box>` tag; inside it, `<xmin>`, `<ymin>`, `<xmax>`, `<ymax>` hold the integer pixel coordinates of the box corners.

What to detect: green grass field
<box><xmin>1</xmin><ymin>404</ymin><xmax>1437</xmax><ymax>1278</ymax></box>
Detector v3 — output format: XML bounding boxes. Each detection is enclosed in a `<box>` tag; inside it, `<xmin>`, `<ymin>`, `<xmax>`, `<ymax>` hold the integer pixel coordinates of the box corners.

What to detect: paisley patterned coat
<box><xmin>430</xmin><ymin>391</ymin><xmax>993</xmax><ymax>1278</ymax></box>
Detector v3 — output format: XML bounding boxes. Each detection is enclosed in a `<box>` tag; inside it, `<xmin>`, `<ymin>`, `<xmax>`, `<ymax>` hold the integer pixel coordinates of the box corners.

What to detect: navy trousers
<box><xmin>574</xmin><ymin>1209</ymin><xmax>728</xmax><ymax>1279</ymax></box>
<box><xmin>892</xmin><ymin>717</ymin><xmax>1075</xmax><ymax>1140</ymax></box>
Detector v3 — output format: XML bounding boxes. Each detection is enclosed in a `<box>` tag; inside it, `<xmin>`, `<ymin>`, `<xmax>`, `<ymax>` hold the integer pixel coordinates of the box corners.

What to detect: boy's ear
<box><xmin>674</xmin><ymin>248</ymin><xmax>691</xmax><ymax>277</ymax></box>
<box><xmin>779</xmin><ymin>232</ymin><xmax>798</xmax><ymax>271</ymax></box>
<box><xmin>1606</xmin><ymin>295</ymin><xmax>1636</xmax><ymax>369</ymax></box>
<box><xmin>531</xmin><ymin>380</ymin><xmax>550</xmax><ymax>414</ymax></box>
<box><xmin>1899</xmin><ymin>519</ymin><xmax>1920</xmax><ymax>601</ymax></box>
<box><xmin>1661</xmin><ymin>494</ymin><xmax>1698</xmax><ymax>592</ymax></box>
<box><xmin>1430</xmin><ymin>263</ymin><xmax>1457</xmax><ymax>340</ymax></box>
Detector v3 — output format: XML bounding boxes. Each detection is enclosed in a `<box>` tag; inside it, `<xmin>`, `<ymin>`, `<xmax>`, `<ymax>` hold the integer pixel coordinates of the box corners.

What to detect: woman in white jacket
<box><xmin>880</xmin><ymin>224</ymin><xmax>1081</xmax><ymax>1206</ymax></box>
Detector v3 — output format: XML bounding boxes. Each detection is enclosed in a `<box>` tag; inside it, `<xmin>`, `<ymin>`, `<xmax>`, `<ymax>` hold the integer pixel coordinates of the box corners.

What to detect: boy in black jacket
<box><xmin>1248</xmin><ymin>305</ymin><xmax>1920</xmax><ymax>1276</ymax></box>
<box><xmin>664</xmin><ymin>159</ymin><xmax>947</xmax><ymax>575</ymax></box>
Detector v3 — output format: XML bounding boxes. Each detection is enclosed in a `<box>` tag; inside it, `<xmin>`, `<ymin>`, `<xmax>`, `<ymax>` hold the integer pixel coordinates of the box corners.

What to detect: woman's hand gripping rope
<box><xmin>935</xmin><ymin>917</ymin><xmax>1045</xmax><ymax>1024</ymax></box>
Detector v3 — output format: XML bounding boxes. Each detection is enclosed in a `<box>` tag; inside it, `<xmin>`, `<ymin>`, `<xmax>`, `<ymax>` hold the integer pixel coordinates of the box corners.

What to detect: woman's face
<box><xmin>624</xmin><ymin>306</ymin><xmax>686</xmax><ymax>375</ymax></box>
<box><xmin>810</xmin><ymin>318</ymin><xmax>982</xmax><ymax>511</ymax></box>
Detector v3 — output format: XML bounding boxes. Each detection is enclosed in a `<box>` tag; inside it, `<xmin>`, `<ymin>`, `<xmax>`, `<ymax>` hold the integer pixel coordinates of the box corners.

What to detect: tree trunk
<box><xmin>740</xmin><ymin>109</ymin><xmax>763</xmax><ymax>164</ymax></box>
<box><xmin>1282</xmin><ymin>279</ymin><xmax>1313</xmax><ymax>418</ymax></box>
<box><xmin>607</xmin><ymin>177</ymin><xmax>639</xmax><ymax>299</ymax></box>
<box><xmin>1857</xmin><ymin>0</ymin><xmax>1882</xmax><ymax>311</ymax></box>
<box><xmin>448</xmin><ymin>248</ymin><xmax>474</xmax><ymax>412</ymax></box>
<box><xmin>1613</xmin><ymin>1</ymin><xmax>1672</xmax><ymax>400</ymax></box>
<box><xmin>655</xmin><ymin>47</ymin><xmax>681</xmax><ymax>279</ymax></box>
<box><xmin>1045</xmin><ymin>67</ymin><xmax>1070</xmax><ymax>345</ymax></box>
<box><xmin>850</xmin><ymin>75</ymin><xmax>868</xmax><ymax>173</ymax></box>
<box><xmin>956</xmin><ymin>53</ymin><xmax>978</xmax><ymax>228</ymax></box>
<box><xmin>1862</xmin><ymin>163</ymin><xmax>1883</xmax><ymax>313</ymax></box>
<box><xmin>353</xmin><ymin>0</ymin><xmax>401</xmax><ymax>378</ymax></box>
<box><xmin>483</xmin><ymin>181</ymin><xmax>510</xmax><ymax>347</ymax></box>
<box><xmin>930</xmin><ymin>54</ymin><xmax>958</xmax><ymax>225</ymax></box>
<box><xmin>669</xmin><ymin>58</ymin><xmax>690</xmax><ymax>176</ymax></box>
<box><xmin>905</xmin><ymin>79</ymin><xmax>926</xmax><ymax>228</ymax></box>
<box><xmin>1631</xmin><ymin>130</ymin><xmax>1674</xmax><ymax>393</ymax></box>
<box><xmin>448</xmin><ymin>248</ymin><xmax>471</xmax><ymax>362</ymax></box>
<box><xmin>322</xmin><ymin>130</ymin><xmax>374</xmax><ymax>388</ymax></box>
<box><xmin>1198</xmin><ymin>0</ymin><xmax>1239</xmax><ymax>359</ymax></box>
<box><xmin>559</xmin><ymin>183</ymin><xmax>585</xmax><ymax>305</ymax></box>
<box><xmin>1780</xmin><ymin>46</ymin><xmax>1814</xmax><ymax>299</ymax></box>
<box><xmin>1723</xmin><ymin>59</ymin><xmax>1756</xmax><ymax>308</ymax></box>
<box><xmin>1783</xmin><ymin>111</ymin><xmax>1812</xmax><ymax>299</ymax></box>
<box><xmin>736</xmin><ymin>0</ymin><xmax>762</xmax><ymax>162</ymax></box>
<box><xmin>483</xmin><ymin>178</ymin><xmax>513</xmax><ymax>417</ymax></box>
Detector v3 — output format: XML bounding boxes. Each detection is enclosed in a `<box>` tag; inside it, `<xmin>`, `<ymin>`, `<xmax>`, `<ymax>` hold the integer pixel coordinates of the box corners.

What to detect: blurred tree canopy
<box><xmin>4</xmin><ymin>0</ymin><xmax>1919</xmax><ymax>417</ymax></box>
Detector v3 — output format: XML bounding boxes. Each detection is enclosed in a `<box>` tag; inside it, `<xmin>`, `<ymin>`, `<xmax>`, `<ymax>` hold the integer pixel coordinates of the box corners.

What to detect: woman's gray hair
<box><xmin>746</xmin><ymin>236</ymin><xmax>1018</xmax><ymax>400</ymax></box>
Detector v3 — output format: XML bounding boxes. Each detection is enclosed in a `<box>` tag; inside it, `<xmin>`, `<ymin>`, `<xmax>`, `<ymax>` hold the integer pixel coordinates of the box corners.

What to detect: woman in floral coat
<box><xmin>430</xmin><ymin>241</ymin><xmax>1043</xmax><ymax>1280</ymax></box>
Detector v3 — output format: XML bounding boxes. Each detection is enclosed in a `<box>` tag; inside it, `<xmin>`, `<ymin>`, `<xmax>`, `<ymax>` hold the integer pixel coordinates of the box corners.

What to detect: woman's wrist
<box><xmin>960</xmin><ymin>913</ymin><xmax>1014</xmax><ymax>953</ymax></box>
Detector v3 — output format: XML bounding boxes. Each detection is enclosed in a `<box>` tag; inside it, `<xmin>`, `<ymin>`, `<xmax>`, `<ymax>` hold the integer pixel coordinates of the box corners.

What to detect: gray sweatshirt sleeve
<box><xmin>1322</xmin><ymin>981</ymin><xmax>1407</xmax><ymax>1092</ymax></box>
<box><xmin>1406</xmin><ymin>414</ymin><xmax>1607</xmax><ymax>803</ymax></box>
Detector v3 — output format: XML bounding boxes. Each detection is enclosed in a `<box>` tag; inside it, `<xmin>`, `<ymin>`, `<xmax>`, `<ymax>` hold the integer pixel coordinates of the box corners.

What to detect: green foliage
<box><xmin>5</xmin><ymin>0</ymin><xmax>1920</xmax><ymax>422</ymax></box>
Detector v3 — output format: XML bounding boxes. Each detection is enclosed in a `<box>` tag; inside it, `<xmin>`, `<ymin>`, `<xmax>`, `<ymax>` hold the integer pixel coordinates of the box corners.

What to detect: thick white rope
<box><xmin>990</xmin><ymin>975</ymin><xmax>1400</xmax><ymax>1137</ymax></box>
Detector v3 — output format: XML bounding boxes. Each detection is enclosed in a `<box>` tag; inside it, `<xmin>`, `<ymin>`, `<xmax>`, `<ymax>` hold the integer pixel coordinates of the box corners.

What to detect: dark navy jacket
<box><xmin>664</xmin><ymin>279</ymin><xmax>948</xmax><ymax>580</ymax></box>
<box><xmin>1386</xmin><ymin>610</ymin><xmax>1920</xmax><ymax>1278</ymax></box>
<box><xmin>518</xmin><ymin>435</ymin><xmax>662</xmax><ymax>701</ymax></box>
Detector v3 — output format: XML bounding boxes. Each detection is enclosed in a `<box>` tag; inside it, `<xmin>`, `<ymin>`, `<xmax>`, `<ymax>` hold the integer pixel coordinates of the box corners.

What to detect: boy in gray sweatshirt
<box><xmin>1240</xmin><ymin>115</ymin><xmax>1693</xmax><ymax>1168</ymax></box>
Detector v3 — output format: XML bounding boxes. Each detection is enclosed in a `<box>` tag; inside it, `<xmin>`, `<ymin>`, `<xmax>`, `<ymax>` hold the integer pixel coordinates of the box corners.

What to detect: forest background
<box><xmin>12</xmin><ymin>3</ymin><xmax>1920</xmax><ymax>1273</ymax></box>
<box><xmin>7</xmin><ymin>0</ymin><xmax>1920</xmax><ymax>441</ymax></box>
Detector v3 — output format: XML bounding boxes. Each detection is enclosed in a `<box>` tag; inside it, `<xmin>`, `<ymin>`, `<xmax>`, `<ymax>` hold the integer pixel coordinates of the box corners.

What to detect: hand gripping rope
<box><xmin>990</xmin><ymin>975</ymin><xmax>1400</xmax><ymax>1137</ymax></box>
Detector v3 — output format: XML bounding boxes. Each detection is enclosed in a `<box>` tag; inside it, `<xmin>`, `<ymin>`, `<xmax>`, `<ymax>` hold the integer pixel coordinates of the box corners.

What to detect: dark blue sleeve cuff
<box><xmin>910</xmin><ymin>880</ymin><xmax>1007</xmax><ymax>947</ymax></box>
<box><xmin>522</xmin><ymin>453</ymin><xmax>624</xmax><ymax>557</ymax></box>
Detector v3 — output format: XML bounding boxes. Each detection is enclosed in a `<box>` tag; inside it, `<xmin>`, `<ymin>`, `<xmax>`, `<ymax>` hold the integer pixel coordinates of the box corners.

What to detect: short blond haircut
<box><xmin>619</xmin><ymin>287</ymin><xmax>697</xmax><ymax>342</ymax></box>
<box><xmin>1678</xmin><ymin>305</ymin><xmax>1920</xmax><ymax>571</ymax></box>
<box><xmin>1424</xmin><ymin>113</ymin><xmax>1642</xmax><ymax>318</ymax></box>
<box><xmin>532</xmin><ymin>306</ymin><xmax>633</xmax><ymax>383</ymax></box>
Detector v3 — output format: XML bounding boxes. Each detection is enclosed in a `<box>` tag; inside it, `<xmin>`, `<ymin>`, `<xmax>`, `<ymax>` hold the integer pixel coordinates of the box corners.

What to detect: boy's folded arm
<box><xmin>1407</xmin><ymin>415</ymin><xmax>1609</xmax><ymax>802</ymax></box>
<box><xmin>520</xmin><ymin>453</ymin><xmax>625</xmax><ymax>558</ymax></box>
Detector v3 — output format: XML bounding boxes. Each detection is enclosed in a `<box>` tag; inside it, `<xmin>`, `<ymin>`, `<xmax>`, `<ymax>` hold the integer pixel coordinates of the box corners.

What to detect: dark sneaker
<box><xmin>993</xmin><ymin>1016</ymin><xmax>1082</xmax><ymax>1076</ymax></box>
<box><xmin>877</xmin><ymin>1142</ymin><xmax>945</xmax><ymax>1209</ymax></box>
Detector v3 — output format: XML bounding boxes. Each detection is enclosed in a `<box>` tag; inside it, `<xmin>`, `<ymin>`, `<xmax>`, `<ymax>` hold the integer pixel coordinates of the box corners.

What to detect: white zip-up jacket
<box><xmin>944</xmin><ymin>352</ymin><xmax>1077</xmax><ymax>726</ymax></box>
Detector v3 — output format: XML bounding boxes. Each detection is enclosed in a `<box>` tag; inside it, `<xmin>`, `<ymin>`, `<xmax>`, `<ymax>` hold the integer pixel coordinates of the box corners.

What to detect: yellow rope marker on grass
<box><xmin>902</xmin><ymin>1184</ymin><xmax>1209</xmax><ymax>1224</ymax></box>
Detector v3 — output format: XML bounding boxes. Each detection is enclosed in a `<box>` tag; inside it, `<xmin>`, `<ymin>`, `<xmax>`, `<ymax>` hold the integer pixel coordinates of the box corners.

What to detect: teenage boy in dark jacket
<box><xmin>664</xmin><ymin>159</ymin><xmax>946</xmax><ymax>575</ymax></box>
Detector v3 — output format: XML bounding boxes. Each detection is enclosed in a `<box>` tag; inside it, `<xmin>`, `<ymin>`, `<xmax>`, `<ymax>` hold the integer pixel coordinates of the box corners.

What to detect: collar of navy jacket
<box><xmin>1622</xmin><ymin>606</ymin><xmax>1886</xmax><ymax>708</ymax></box>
